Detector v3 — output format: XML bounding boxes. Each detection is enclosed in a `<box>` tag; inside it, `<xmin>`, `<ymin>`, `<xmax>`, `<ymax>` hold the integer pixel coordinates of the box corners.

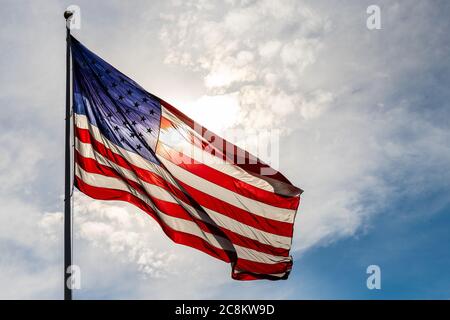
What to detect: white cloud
<box><xmin>72</xmin><ymin>193</ymin><xmax>178</xmax><ymax>279</ymax></box>
<box><xmin>159</xmin><ymin>0</ymin><xmax>450</xmax><ymax>255</ymax></box>
<box><xmin>258</xmin><ymin>40</ymin><xmax>281</xmax><ymax>59</ymax></box>
<box><xmin>160</xmin><ymin>0</ymin><xmax>332</xmax><ymax>131</ymax></box>
<box><xmin>185</xmin><ymin>93</ymin><xmax>241</xmax><ymax>134</ymax></box>
<box><xmin>1</xmin><ymin>0</ymin><xmax>449</xmax><ymax>299</ymax></box>
<box><xmin>0</xmin><ymin>195</ymin><xmax>62</xmax><ymax>299</ymax></box>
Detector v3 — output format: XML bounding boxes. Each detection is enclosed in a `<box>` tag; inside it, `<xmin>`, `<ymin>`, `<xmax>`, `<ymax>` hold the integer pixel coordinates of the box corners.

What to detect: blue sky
<box><xmin>0</xmin><ymin>0</ymin><xmax>449</xmax><ymax>299</ymax></box>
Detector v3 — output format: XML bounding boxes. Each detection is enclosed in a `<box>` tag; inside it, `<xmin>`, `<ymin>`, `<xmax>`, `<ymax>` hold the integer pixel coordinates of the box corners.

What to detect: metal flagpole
<box><xmin>64</xmin><ymin>10</ymin><xmax>73</xmax><ymax>301</ymax></box>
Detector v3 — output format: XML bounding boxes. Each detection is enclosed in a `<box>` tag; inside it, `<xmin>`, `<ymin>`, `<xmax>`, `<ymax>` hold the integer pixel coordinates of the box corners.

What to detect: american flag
<box><xmin>71</xmin><ymin>36</ymin><xmax>302</xmax><ymax>280</ymax></box>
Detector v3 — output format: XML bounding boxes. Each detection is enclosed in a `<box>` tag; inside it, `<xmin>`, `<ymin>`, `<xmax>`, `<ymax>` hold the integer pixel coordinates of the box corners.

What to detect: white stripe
<box><xmin>76</xmin><ymin>138</ymin><xmax>180</xmax><ymax>205</ymax></box>
<box><xmin>161</xmin><ymin>107</ymin><xmax>277</xmax><ymax>192</ymax></box>
<box><xmin>75</xmin><ymin>114</ymin><xmax>296</xmax><ymax>224</ymax></box>
<box><xmin>159</xmin><ymin>157</ymin><xmax>295</xmax><ymax>224</ymax></box>
<box><xmin>75</xmin><ymin>164</ymin><xmax>291</xmax><ymax>265</ymax></box>
<box><xmin>76</xmin><ymin>138</ymin><xmax>292</xmax><ymax>250</ymax></box>
<box><xmin>76</xmin><ymin>163</ymin><xmax>232</xmax><ymax>250</ymax></box>
<box><xmin>75</xmin><ymin>114</ymin><xmax>181</xmax><ymax>187</ymax></box>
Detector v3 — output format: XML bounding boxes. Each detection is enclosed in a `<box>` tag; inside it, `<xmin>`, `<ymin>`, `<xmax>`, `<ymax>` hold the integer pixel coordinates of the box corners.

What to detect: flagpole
<box><xmin>64</xmin><ymin>10</ymin><xmax>73</xmax><ymax>301</ymax></box>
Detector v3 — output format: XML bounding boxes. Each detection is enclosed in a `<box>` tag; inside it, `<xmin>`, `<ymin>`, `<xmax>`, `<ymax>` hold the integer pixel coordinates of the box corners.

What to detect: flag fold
<box><xmin>71</xmin><ymin>36</ymin><xmax>302</xmax><ymax>280</ymax></box>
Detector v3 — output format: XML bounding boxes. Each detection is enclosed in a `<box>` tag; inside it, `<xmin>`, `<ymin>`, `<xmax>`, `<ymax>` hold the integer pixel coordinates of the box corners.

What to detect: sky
<box><xmin>0</xmin><ymin>0</ymin><xmax>449</xmax><ymax>299</ymax></box>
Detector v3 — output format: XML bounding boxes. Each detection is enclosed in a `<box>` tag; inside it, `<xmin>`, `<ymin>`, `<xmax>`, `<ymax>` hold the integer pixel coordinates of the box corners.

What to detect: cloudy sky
<box><xmin>1</xmin><ymin>0</ymin><xmax>449</xmax><ymax>299</ymax></box>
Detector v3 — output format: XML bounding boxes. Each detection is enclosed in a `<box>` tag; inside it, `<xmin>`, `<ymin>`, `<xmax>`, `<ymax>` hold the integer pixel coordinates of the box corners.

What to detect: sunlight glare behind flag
<box><xmin>71</xmin><ymin>36</ymin><xmax>302</xmax><ymax>280</ymax></box>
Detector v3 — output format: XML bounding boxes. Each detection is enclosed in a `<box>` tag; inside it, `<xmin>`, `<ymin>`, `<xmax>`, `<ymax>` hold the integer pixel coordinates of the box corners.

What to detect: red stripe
<box><xmin>234</xmin><ymin>258</ymin><xmax>292</xmax><ymax>277</ymax></box>
<box><xmin>76</xmin><ymin>176</ymin><xmax>292</xmax><ymax>276</ymax></box>
<box><xmin>76</xmin><ymin>126</ymin><xmax>295</xmax><ymax>237</ymax></box>
<box><xmin>77</xmin><ymin>175</ymin><xmax>292</xmax><ymax>277</ymax></box>
<box><xmin>76</xmin><ymin>127</ymin><xmax>193</xmax><ymax>203</ymax></box>
<box><xmin>75</xmin><ymin>150</ymin><xmax>149</xmax><ymax>196</ymax></box>
<box><xmin>158</xmin><ymin>99</ymin><xmax>297</xmax><ymax>186</ymax></box>
<box><xmin>75</xmin><ymin>152</ymin><xmax>290</xmax><ymax>257</ymax></box>
<box><xmin>231</xmin><ymin>269</ymin><xmax>288</xmax><ymax>281</ymax></box>
<box><xmin>156</xmin><ymin>142</ymin><xmax>299</xmax><ymax>210</ymax></box>
<box><xmin>177</xmin><ymin>179</ymin><xmax>294</xmax><ymax>238</ymax></box>
<box><xmin>75</xmin><ymin>176</ymin><xmax>234</xmax><ymax>263</ymax></box>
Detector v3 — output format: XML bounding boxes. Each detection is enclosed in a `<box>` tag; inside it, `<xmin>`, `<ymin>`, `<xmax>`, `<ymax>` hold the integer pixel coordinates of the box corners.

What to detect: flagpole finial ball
<box><xmin>64</xmin><ymin>11</ymin><xmax>73</xmax><ymax>20</ymax></box>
